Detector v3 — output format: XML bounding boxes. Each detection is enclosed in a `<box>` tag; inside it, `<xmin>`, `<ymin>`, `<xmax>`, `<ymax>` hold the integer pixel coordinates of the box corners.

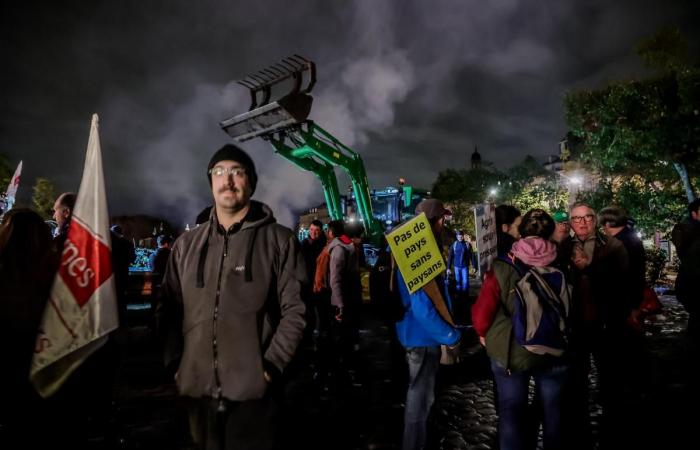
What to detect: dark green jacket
<box><xmin>484</xmin><ymin>259</ymin><xmax>560</xmax><ymax>372</ymax></box>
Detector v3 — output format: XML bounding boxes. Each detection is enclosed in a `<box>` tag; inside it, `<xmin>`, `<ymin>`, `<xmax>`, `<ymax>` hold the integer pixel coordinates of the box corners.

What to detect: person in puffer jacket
<box><xmin>156</xmin><ymin>144</ymin><xmax>306</xmax><ymax>450</ymax></box>
<box><xmin>472</xmin><ymin>208</ymin><xmax>570</xmax><ymax>450</ymax></box>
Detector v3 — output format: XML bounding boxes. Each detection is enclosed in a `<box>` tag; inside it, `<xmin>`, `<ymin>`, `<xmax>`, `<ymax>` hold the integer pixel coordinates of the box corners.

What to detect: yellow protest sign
<box><xmin>386</xmin><ymin>213</ymin><xmax>446</xmax><ymax>294</ymax></box>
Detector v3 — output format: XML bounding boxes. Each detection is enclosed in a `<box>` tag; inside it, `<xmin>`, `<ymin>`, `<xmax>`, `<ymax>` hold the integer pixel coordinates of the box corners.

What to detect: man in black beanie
<box><xmin>157</xmin><ymin>143</ymin><xmax>306</xmax><ymax>449</ymax></box>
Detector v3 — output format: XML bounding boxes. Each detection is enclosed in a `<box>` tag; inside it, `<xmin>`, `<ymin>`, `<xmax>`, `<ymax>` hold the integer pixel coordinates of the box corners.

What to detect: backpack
<box><xmin>509</xmin><ymin>264</ymin><xmax>571</xmax><ymax>356</ymax></box>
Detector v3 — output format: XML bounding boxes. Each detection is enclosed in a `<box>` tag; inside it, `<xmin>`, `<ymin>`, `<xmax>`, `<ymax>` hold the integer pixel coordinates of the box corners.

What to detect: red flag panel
<box><xmin>59</xmin><ymin>220</ymin><xmax>112</xmax><ymax>307</ymax></box>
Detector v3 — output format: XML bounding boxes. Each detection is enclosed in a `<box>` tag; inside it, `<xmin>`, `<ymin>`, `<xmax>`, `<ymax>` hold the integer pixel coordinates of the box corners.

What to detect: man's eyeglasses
<box><xmin>571</xmin><ymin>214</ymin><xmax>595</xmax><ymax>224</ymax></box>
<box><xmin>209</xmin><ymin>166</ymin><xmax>246</xmax><ymax>178</ymax></box>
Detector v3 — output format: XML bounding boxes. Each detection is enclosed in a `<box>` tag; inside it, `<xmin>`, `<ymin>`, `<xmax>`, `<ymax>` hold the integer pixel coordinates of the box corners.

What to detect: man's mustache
<box><xmin>219</xmin><ymin>186</ymin><xmax>239</xmax><ymax>194</ymax></box>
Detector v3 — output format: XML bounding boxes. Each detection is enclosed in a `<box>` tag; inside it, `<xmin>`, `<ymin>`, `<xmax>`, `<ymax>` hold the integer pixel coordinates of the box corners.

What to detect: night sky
<box><xmin>2</xmin><ymin>0</ymin><xmax>699</xmax><ymax>229</ymax></box>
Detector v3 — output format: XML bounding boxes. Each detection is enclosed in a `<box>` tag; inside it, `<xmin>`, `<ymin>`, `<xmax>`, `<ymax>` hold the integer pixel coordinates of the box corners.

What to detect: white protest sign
<box><xmin>474</xmin><ymin>203</ymin><xmax>497</xmax><ymax>275</ymax></box>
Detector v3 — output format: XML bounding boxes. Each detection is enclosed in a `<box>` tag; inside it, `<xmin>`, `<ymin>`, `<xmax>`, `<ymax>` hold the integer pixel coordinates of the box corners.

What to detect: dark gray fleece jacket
<box><xmin>157</xmin><ymin>201</ymin><xmax>306</xmax><ymax>401</ymax></box>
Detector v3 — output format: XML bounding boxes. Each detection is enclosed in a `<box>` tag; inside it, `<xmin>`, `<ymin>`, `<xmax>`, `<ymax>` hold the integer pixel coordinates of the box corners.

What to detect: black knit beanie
<box><xmin>207</xmin><ymin>144</ymin><xmax>258</xmax><ymax>194</ymax></box>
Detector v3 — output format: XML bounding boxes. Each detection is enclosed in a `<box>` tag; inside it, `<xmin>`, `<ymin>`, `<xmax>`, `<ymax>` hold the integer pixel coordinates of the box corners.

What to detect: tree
<box><xmin>565</xmin><ymin>27</ymin><xmax>700</xmax><ymax>202</ymax></box>
<box><xmin>0</xmin><ymin>153</ymin><xmax>12</xmax><ymax>190</ymax></box>
<box><xmin>432</xmin><ymin>165</ymin><xmax>506</xmax><ymax>235</ymax></box>
<box><xmin>574</xmin><ymin>179</ymin><xmax>615</xmax><ymax>212</ymax></box>
<box><xmin>614</xmin><ymin>177</ymin><xmax>686</xmax><ymax>234</ymax></box>
<box><xmin>33</xmin><ymin>177</ymin><xmax>57</xmax><ymax>219</ymax></box>
<box><xmin>512</xmin><ymin>180</ymin><xmax>569</xmax><ymax>213</ymax></box>
<box><xmin>502</xmin><ymin>155</ymin><xmax>549</xmax><ymax>197</ymax></box>
<box><xmin>574</xmin><ymin>175</ymin><xmax>686</xmax><ymax>236</ymax></box>
<box><xmin>498</xmin><ymin>155</ymin><xmax>570</xmax><ymax>208</ymax></box>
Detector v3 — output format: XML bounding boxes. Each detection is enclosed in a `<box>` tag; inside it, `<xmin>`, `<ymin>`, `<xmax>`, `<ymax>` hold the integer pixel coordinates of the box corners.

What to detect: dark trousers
<box><xmin>188</xmin><ymin>396</ymin><xmax>278</xmax><ymax>450</ymax></box>
<box><xmin>403</xmin><ymin>346</ymin><xmax>441</xmax><ymax>450</ymax></box>
<box><xmin>326</xmin><ymin>305</ymin><xmax>356</xmax><ymax>376</ymax></box>
<box><xmin>596</xmin><ymin>327</ymin><xmax>650</xmax><ymax>450</ymax></box>
<box><xmin>491</xmin><ymin>360</ymin><xmax>569</xmax><ymax>450</ymax></box>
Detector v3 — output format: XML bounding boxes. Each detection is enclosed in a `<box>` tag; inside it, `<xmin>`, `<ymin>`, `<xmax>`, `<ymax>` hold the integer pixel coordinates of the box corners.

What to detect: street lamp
<box><xmin>569</xmin><ymin>176</ymin><xmax>582</xmax><ymax>186</ymax></box>
<box><xmin>558</xmin><ymin>172</ymin><xmax>585</xmax><ymax>207</ymax></box>
<box><xmin>488</xmin><ymin>187</ymin><xmax>498</xmax><ymax>203</ymax></box>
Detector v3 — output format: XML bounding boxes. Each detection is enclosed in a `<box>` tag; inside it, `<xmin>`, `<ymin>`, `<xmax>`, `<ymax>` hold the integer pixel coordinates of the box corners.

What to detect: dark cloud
<box><xmin>2</xmin><ymin>0</ymin><xmax>698</xmax><ymax>229</ymax></box>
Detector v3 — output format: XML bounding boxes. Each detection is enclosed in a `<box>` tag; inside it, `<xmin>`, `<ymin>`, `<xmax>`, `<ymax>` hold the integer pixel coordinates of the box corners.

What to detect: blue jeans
<box><xmin>491</xmin><ymin>360</ymin><xmax>569</xmax><ymax>450</ymax></box>
<box><xmin>403</xmin><ymin>346</ymin><xmax>441</xmax><ymax>450</ymax></box>
<box><xmin>454</xmin><ymin>266</ymin><xmax>469</xmax><ymax>292</ymax></box>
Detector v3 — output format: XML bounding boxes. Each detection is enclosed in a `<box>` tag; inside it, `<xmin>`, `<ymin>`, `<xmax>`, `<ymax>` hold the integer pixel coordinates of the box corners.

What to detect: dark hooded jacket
<box><xmin>157</xmin><ymin>200</ymin><xmax>306</xmax><ymax>401</ymax></box>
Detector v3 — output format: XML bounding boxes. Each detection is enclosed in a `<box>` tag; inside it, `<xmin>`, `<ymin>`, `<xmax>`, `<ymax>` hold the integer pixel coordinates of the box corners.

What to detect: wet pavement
<box><xmin>430</xmin><ymin>289</ymin><xmax>696</xmax><ymax>450</ymax></box>
<box><xmin>102</xmin><ymin>282</ymin><xmax>694</xmax><ymax>450</ymax></box>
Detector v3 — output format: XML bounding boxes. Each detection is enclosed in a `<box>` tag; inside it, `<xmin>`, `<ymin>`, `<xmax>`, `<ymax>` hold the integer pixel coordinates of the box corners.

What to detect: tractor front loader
<box><xmin>219</xmin><ymin>55</ymin><xmax>383</xmax><ymax>243</ymax></box>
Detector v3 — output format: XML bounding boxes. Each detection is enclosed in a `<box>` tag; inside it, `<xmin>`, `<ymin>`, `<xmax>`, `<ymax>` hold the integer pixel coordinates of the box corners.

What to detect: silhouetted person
<box><xmin>672</xmin><ymin>198</ymin><xmax>700</xmax><ymax>338</ymax></box>
<box><xmin>0</xmin><ymin>209</ymin><xmax>55</xmax><ymax>447</ymax></box>
<box><xmin>149</xmin><ymin>234</ymin><xmax>173</xmax><ymax>286</ymax></box>
<box><xmin>111</xmin><ymin>224</ymin><xmax>136</xmax><ymax>328</ymax></box>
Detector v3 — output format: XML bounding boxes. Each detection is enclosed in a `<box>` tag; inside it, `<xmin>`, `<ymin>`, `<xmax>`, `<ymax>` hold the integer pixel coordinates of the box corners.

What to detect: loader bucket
<box><xmin>220</xmin><ymin>55</ymin><xmax>316</xmax><ymax>142</ymax></box>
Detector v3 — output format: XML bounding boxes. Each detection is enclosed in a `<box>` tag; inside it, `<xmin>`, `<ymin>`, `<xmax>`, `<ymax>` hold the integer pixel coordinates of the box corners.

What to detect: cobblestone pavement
<box><xmin>430</xmin><ymin>290</ymin><xmax>695</xmax><ymax>450</ymax></box>
<box><xmin>104</xmin><ymin>284</ymin><xmax>694</xmax><ymax>450</ymax></box>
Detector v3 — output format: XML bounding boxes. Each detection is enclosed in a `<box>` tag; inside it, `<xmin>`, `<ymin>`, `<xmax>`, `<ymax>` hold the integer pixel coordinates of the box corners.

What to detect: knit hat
<box><xmin>207</xmin><ymin>144</ymin><xmax>258</xmax><ymax>194</ymax></box>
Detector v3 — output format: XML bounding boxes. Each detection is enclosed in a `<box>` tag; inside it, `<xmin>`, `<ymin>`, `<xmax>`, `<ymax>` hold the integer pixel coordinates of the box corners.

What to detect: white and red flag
<box><xmin>31</xmin><ymin>114</ymin><xmax>118</xmax><ymax>398</ymax></box>
<box><xmin>3</xmin><ymin>159</ymin><xmax>22</xmax><ymax>211</ymax></box>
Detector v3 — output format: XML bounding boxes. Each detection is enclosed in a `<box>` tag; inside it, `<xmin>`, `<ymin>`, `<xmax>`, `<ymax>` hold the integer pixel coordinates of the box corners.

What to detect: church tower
<box><xmin>471</xmin><ymin>145</ymin><xmax>481</xmax><ymax>169</ymax></box>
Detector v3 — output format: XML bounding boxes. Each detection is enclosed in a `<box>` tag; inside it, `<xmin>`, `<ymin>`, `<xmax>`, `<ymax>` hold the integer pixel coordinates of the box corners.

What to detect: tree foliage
<box><xmin>432</xmin><ymin>165</ymin><xmax>506</xmax><ymax>236</ymax></box>
<box><xmin>32</xmin><ymin>177</ymin><xmax>57</xmax><ymax>219</ymax></box>
<box><xmin>501</xmin><ymin>155</ymin><xmax>549</xmax><ymax>199</ymax></box>
<box><xmin>573</xmin><ymin>175</ymin><xmax>686</xmax><ymax>236</ymax></box>
<box><xmin>0</xmin><ymin>153</ymin><xmax>12</xmax><ymax>190</ymax></box>
<box><xmin>512</xmin><ymin>179</ymin><xmax>569</xmax><ymax>213</ymax></box>
<box><xmin>432</xmin><ymin>157</ymin><xmax>570</xmax><ymax>235</ymax></box>
<box><xmin>565</xmin><ymin>27</ymin><xmax>700</xmax><ymax>202</ymax></box>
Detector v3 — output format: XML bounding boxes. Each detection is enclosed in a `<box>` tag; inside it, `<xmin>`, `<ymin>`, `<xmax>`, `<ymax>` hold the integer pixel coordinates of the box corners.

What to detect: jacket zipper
<box><xmin>213</xmin><ymin>232</ymin><xmax>229</xmax><ymax>412</ymax></box>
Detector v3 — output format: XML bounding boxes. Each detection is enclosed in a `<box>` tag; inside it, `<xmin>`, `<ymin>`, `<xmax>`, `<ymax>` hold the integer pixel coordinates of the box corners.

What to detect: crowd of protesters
<box><xmin>472</xmin><ymin>201</ymin><xmax>663</xmax><ymax>450</ymax></box>
<box><xmin>296</xmin><ymin>198</ymin><xmax>688</xmax><ymax>450</ymax></box>
<box><xmin>1</xmin><ymin>141</ymin><xmax>698</xmax><ymax>450</ymax></box>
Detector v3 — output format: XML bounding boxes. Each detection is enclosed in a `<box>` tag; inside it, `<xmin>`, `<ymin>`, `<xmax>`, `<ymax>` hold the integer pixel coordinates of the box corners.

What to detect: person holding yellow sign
<box><xmin>390</xmin><ymin>199</ymin><xmax>461</xmax><ymax>450</ymax></box>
